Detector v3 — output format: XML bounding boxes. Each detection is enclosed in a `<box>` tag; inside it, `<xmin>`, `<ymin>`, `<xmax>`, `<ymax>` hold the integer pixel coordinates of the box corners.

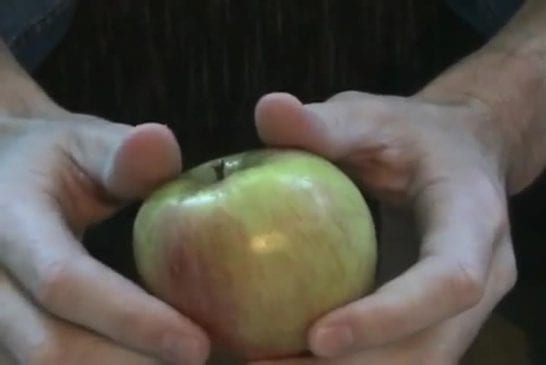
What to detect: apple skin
<box><xmin>133</xmin><ymin>149</ymin><xmax>377</xmax><ymax>361</ymax></box>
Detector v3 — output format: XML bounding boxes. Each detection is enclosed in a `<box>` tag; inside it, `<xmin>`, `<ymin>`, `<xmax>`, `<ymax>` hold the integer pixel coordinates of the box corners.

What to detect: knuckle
<box><xmin>327</xmin><ymin>90</ymin><xmax>366</xmax><ymax>102</ymax></box>
<box><xmin>501</xmin><ymin>258</ymin><xmax>518</xmax><ymax>293</ymax></box>
<box><xmin>466</xmin><ymin>174</ymin><xmax>508</xmax><ymax>233</ymax></box>
<box><xmin>481</xmin><ymin>191</ymin><xmax>508</xmax><ymax>236</ymax></box>
<box><xmin>35</xmin><ymin>259</ymin><xmax>74</xmax><ymax>309</ymax></box>
<box><xmin>101</xmin><ymin>297</ymin><xmax>164</xmax><ymax>347</ymax></box>
<box><xmin>56</xmin><ymin>125</ymin><xmax>82</xmax><ymax>151</ymax></box>
<box><xmin>114</xmin><ymin>305</ymin><xmax>145</xmax><ymax>338</ymax></box>
<box><xmin>494</xmin><ymin>243</ymin><xmax>518</xmax><ymax>295</ymax></box>
<box><xmin>446</xmin><ymin>261</ymin><xmax>484</xmax><ymax>309</ymax></box>
<box><xmin>353</xmin><ymin>99</ymin><xmax>400</xmax><ymax>126</ymax></box>
<box><xmin>380</xmin><ymin>305</ymin><xmax>407</xmax><ymax>332</ymax></box>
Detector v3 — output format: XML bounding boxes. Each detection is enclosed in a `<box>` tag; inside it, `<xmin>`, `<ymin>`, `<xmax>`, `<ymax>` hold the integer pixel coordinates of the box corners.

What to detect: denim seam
<box><xmin>8</xmin><ymin>0</ymin><xmax>73</xmax><ymax>49</ymax></box>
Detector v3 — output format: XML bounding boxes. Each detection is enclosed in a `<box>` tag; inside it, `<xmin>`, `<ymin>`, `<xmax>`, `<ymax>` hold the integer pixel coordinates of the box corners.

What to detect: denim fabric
<box><xmin>445</xmin><ymin>0</ymin><xmax>523</xmax><ymax>36</ymax></box>
<box><xmin>0</xmin><ymin>0</ymin><xmax>524</xmax><ymax>72</ymax></box>
<box><xmin>0</xmin><ymin>0</ymin><xmax>78</xmax><ymax>71</ymax></box>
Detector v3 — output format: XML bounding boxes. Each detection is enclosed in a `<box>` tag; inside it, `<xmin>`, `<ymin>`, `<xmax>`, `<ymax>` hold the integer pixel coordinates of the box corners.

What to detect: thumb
<box><xmin>69</xmin><ymin>121</ymin><xmax>182</xmax><ymax>200</ymax></box>
<box><xmin>254</xmin><ymin>92</ymin><xmax>394</xmax><ymax>160</ymax></box>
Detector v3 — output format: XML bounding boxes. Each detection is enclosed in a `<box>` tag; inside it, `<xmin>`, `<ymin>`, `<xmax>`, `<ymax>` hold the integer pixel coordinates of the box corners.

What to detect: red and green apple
<box><xmin>133</xmin><ymin>149</ymin><xmax>377</xmax><ymax>361</ymax></box>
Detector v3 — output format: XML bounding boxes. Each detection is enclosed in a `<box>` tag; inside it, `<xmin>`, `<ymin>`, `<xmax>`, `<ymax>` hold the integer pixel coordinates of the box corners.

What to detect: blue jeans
<box><xmin>0</xmin><ymin>0</ymin><xmax>78</xmax><ymax>71</ymax></box>
<box><xmin>445</xmin><ymin>0</ymin><xmax>523</xmax><ymax>36</ymax></box>
<box><xmin>0</xmin><ymin>0</ymin><xmax>523</xmax><ymax>72</ymax></box>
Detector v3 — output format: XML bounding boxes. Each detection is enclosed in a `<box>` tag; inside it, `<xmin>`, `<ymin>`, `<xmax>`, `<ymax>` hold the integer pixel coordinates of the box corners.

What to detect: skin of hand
<box><xmin>3</xmin><ymin>0</ymin><xmax>546</xmax><ymax>363</ymax></box>
<box><xmin>250</xmin><ymin>91</ymin><xmax>515</xmax><ymax>365</ymax></box>
<box><xmin>0</xmin><ymin>43</ymin><xmax>210</xmax><ymax>364</ymax></box>
<box><xmin>248</xmin><ymin>1</ymin><xmax>546</xmax><ymax>363</ymax></box>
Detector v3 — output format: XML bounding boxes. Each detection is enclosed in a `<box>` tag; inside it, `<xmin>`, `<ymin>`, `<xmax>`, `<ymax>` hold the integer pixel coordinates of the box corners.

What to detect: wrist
<box><xmin>0</xmin><ymin>72</ymin><xmax>60</xmax><ymax>117</ymax></box>
<box><xmin>0</xmin><ymin>40</ymin><xmax>63</xmax><ymax>119</ymax></box>
<box><xmin>417</xmin><ymin>0</ymin><xmax>546</xmax><ymax>194</ymax></box>
<box><xmin>418</xmin><ymin>47</ymin><xmax>546</xmax><ymax>194</ymax></box>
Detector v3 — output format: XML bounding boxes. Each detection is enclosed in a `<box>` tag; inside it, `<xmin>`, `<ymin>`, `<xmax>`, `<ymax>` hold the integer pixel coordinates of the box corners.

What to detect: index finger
<box><xmin>0</xmin><ymin>267</ymin><xmax>163</xmax><ymax>365</ymax></box>
<box><xmin>0</xmin><ymin>198</ymin><xmax>210</xmax><ymax>365</ymax></box>
<box><xmin>307</xmin><ymin>178</ymin><xmax>505</xmax><ymax>358</ymax></box>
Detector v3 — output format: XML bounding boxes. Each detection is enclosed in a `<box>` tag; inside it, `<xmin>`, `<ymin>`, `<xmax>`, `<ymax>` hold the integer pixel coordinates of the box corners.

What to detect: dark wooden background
<box><xmin>31</xmin><ymin>0</ymin><xmax>546</xmax><ymax>362</ymax></box>
<box><xmin>35</xmin><ymin>0</ymin><xmax>482</xmax><ymax>165</ymax></box>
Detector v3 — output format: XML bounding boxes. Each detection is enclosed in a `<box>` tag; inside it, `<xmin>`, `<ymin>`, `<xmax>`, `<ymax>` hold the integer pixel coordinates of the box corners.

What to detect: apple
<box><xmin>132</xmin><ymin>149</ymin><xmax>377</xmax><ymax>361</ymax></box>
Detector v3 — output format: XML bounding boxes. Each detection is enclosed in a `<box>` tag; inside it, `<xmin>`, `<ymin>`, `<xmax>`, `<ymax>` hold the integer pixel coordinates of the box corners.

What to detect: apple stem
<box><xmin>213</xmin><ymin>159</ymin><xmax>226</xmax><ymax>181</ymax></box>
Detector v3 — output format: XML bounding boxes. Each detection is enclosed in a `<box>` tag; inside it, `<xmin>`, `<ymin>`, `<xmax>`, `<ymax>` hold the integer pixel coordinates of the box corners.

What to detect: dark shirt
<box><xmin>444</xmin><ymin>0</ymin><xmax>523</xmax><ymax>36</ymax></box>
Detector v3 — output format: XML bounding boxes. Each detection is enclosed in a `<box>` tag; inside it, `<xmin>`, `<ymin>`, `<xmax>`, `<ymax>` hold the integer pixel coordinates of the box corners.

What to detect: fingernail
<box><xmin>163</xmin><ymin>335</ymin><xmax>207</xmax><ymax>365</ymax></box>
<box><xmin>311</xmin><ymin>325</ymin><xmax>354</xmax><ymax>357</ymax></box>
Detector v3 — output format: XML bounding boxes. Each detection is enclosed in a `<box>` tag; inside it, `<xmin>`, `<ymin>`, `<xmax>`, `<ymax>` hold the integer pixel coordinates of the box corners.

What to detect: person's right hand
<box><xmin>0</xmin><ymin>108</ymin><xmax>210</xmax><ymax>364</ymax></box>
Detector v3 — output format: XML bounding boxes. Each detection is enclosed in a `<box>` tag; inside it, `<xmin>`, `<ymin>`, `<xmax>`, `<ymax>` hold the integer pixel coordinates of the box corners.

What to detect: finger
<box><xmin>348</xmin><ymin>235</ymin><xmax>517</xmax><ymax>365</ymax></box>
<box><xmin>253</xmin><ymin>237</ymin><xmax>516</xmax><ymax>365</ymax></box>
<box><xmin>254</xmin><ymin>92</ymin><xmax>416</xmax><ymax>200</ymax></box>
<box><xmin>429</xmin><ymin>233</ymin><xmax>517</xmax><ymax>360</ymax></box>
<box><xmin>307</xmin><ymin>182</ymin><xmax>501</xmax><ymax>358</ymax></box>
<box><xmin>255</xmin><ymin>92</ymin><xmax>357</xmax><ymax>159</ymax></box>
<box><xmin>255</xmin><ymin>92</ymin><xmax>405</xmax><ymax>160</ymax></box>
<box><xmin>0</xmin><ymin>268</ymin><xmax>162</xmax><ymax>365</ymax></box>
<box><xmin>0</xmin><ymin>200</ymin><xmax>209</xmax><ymax>365</ymax></box>
<box><xmin>68</xmin><ymin>121</ymin><xmax>182</xmax><ymax>200</ymax></box>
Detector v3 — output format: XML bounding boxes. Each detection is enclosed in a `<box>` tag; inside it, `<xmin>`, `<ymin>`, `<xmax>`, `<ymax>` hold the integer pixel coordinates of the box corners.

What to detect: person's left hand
<box><xmin>248</xmin><ymin>91</ymin><xmax>517</xmax><ymax>365</ymax></box>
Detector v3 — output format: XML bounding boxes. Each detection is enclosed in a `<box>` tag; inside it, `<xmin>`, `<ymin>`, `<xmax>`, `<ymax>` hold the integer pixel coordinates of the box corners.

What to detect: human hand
<box><xmin>0</xmin><ymin>111</ymin><xmax>209</xmax><ymax>364</ymax></box>
<box><xmin>249</xmin><ymin>91</ymin><xmax>517</xmax><ymax>364</ymax></box>
<box><xmin>0</xmin><ymin>266</ymin><xmax>163</xmax><ymax>365</ymax></box>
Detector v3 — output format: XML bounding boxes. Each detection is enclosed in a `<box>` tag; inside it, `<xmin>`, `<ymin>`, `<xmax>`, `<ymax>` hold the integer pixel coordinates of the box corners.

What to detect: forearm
<box><xmin>0</xmin><ymin>39</ymin><xmax>61</xmax><ymax>118</ymax></box>
<box><xmin>420</xmin><ymin>0</ymin><xmax>546</xmax><ymax>193</ymax></box>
